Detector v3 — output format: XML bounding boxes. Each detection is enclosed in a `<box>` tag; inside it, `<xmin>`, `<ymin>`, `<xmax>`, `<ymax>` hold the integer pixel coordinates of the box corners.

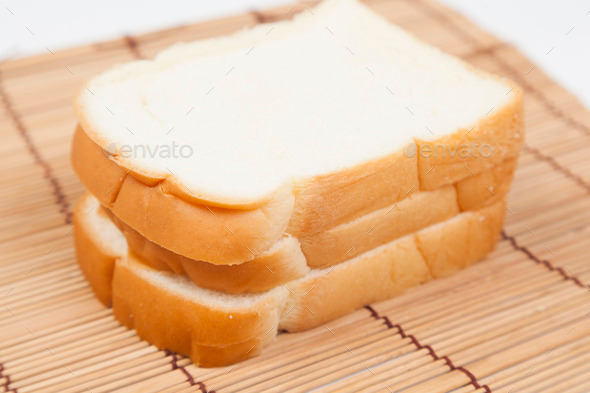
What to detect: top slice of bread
<box><xmin>75</xmin><ymin>0</ymin><xmax>520</xmax><ymax>211</ymax></box>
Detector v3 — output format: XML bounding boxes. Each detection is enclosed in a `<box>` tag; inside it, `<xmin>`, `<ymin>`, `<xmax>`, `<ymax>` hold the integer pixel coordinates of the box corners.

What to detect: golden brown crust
<box><xmin>455</xmin><ymin>157</ymin><xmax>517</xmax><ymax>211</ymax></box>
<box><xmin>288</xmin><ymin>150</ymin><xmax>419</xmax><ymax>236</ymax></box>
<box><xmin>112</xmin><ymin>175</ymin><xmax>294</xmax><ymax>264</ymax></box>
<box><xmin>417</xmin><ymin>87</ymin><xmax>524</xmax><ymax>190</ymax></box>
<box><xmin>299</xmin><ymin>185</ymin><xmax>459</xmax><ymax>268</ymax></box>
<box><xmin>71</xmin><ymin>126</ymin><xmax>127</xmax><ymax>206</ymax></box>
<box><xmin>299</xmin><ymin>159</ymin><xmax>515</xmax><ymax>268</ymax></box>
<box><xmin>280</xmin><ymin>235</ymin><xmax>431</xmax><ymax>332</ymax></box>
<box><xmin>106</xmin><ymin>208</ymin><xmax>309</xmax><ymax>294</ymax></box>
<box><xmin>72</xmin><ymin>126</ymin><xmax>295</xmax><ymax>265</ymax></box>
<box><xmin>73</xmin><ymin>198</ymin><xmax>118</xmax><ymax>307</ymax></box>
<box><xmin>112</xmin><ymin>256</ymin><xmax>284</xmax><ymax>347</ymax></box>
<box><xmin>112</xmin><ymin>260</ymin><xmax>280</xmax><ymax>367</ymax></box>
<box><xmin>281</xmin><ymin>198</ymin><xmax>506</xmax><ymax>332</ymax></box>
<box><xmin>415</xmin><ymin>199</ymin><xmax>505</xmax><ymax>278</ymax></box>
<box><xmin>112</xmin><ymin>299</ymin><xmax>269</xmax><ymax>368</ymax></box>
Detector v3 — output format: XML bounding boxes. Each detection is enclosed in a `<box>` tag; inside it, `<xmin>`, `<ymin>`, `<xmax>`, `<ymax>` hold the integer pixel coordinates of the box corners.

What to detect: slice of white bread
<box><xmin>76</xmin><ymin>156</ymin><xmax>515</xmax><ymax>294</ymax></box>
<box><xmin>74</xmin><ymin>193</ymin><xmax>505</xmax><ymax>366</ymax></box>
<box><xmin>72</xmin><ymin>0</ymin><xmax>523</xmax><ymax>265</ymax></box>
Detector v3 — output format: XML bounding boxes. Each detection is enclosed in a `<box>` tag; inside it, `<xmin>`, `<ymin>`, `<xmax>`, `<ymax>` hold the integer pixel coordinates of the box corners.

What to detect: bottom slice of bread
<box><xmin>74</xmin><ymin>194</ymin><xmax>505</xmax><ymax>366</ymax></box>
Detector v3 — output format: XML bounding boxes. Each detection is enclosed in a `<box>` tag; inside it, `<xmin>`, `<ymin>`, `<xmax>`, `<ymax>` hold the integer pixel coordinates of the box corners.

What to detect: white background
<box><xmin>1</xmin><ymin>0</ymin><xmax>589</xmax><ymax>108</ymax></box>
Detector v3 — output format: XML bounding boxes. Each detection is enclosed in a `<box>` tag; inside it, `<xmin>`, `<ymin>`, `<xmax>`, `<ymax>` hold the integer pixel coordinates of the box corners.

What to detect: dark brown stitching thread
<box><xmin>251</xmin><ymin>9</ymin><xmax>294</xmax><ymax>24</ymax></box>
<box><xmin>123</xmin><ymin>36</ymin><xmax>144</xmax><ymax>59</ymax></box>
<box><xmin>1</xmin><ymin>362</ymin><xmax>17</xmax><ymax>393</ymax></box>
<box><xmin>164</xmin><ymin>350</ymin><xmax>213</xmax><ymax>392</ymax></box>
<box><xmin>501</xmin><ymin>231</ymin><xmax>584</xmax><ymax>288</ymax></box>
<box><xmin>196</xmin><ymin>381</ymin><xmax>212</xmax><ymax>393</ymax></box>
<box><xmin>365</xmin><ymin>305</ymin><xmax>491</xmax><ymax>392</ymax></box>
<box><xmin>411</xmin><ymin>0</ymin><xmax>590</xmax><ymax>139</ymax></box>
<box><xmin>461</xmin><ymin>43</ymin><xmax>507</xmax><ymax>60</ymax></box>
<box><xmin>365</xmin><ymin>305</ymin><xmax>455</xmax><ymax>369</ymax></box>
<box><xmin>0</xmin><ymin>71</ymin><xmax>71</xmax><ymax>224</ymax></box>
<box><xmin>251</xmin><ymin>10</ymin><xmax>267</xmax><ymax>23</ymax></box>
<box><xmin>523</xmin><ymin>145</ymin><xmax>590</xmax><ymax>193</ymax></box>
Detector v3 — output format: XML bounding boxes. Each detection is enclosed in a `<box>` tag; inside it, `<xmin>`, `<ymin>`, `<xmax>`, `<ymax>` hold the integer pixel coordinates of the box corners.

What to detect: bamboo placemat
<box><xmin>2</xmin><ymin>0</ymin><xmax>590</xmax><ymax>392</ymax></box>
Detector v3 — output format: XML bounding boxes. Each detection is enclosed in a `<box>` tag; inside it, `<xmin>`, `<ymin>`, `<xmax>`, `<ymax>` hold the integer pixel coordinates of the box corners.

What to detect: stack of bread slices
<box><xmin>71</xmin><ymin>0</ymin><xmax>523</xmax><ymax>366</ymax></box>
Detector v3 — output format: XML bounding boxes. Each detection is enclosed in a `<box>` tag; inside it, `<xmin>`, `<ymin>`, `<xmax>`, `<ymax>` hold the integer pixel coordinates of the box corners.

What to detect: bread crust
<box><xmin>114</xmin><ymin>174</ymin><xmax>295</xmax><ymax>265</ymax></box>
<box><xmin>287</xmin><ymin>149</ymin><xmax>419</xmax><ymax>236</ymax></box>
<box><xmin>417</xmin><ymin>87</ymin><xmax>524</xmax><ymax>190</ymax></box>
<box><xmin>281</xmin><ymin>199</ymin><xmax>505</xmax><ymax>332</ymax></box>
<box><xmin>415</xmin><ymin>200</ymin><xmax>505</xmax><ymax>277</ymax></box>
<box><xmin>300</xmin><ymin>185</ymin><xmax>459</xmax><ymax>268</ymax></box>
<box><xmin>106</xmin><ymin>207</ymin><xmax>309</xmax><ymax>294</ymax></box>
<box><xmin>113</xmin><ymin>258</ymin><xmax>283</xmax><ymax>366</ymax></box>
<box><xmin>73</xmin><ymin>203</ymin><xmax>118</xmax><ymax>306</ymax></box>
<box><xmin>112</xmin><ymin>256</ymin><xmax>285</xmax><ymax>346</ymax></box>
<box><xmin>280</xmin><ymin>235</ymin><xmax>431</xmax><ymax>331</ymax></box>
<box><xmin>70</xmin><ymin>126</ymin><xmax>127</xmax><ymax>206</ymax></box>
<box><xmin>302</xmin><ymin>159</ymin><xmax>516</xmax><ymax>268</ymax></box>
<box><xmin>455</xmin><ymin>157</ymin><xmax>517</xmax><ymax>211</ymax></box>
